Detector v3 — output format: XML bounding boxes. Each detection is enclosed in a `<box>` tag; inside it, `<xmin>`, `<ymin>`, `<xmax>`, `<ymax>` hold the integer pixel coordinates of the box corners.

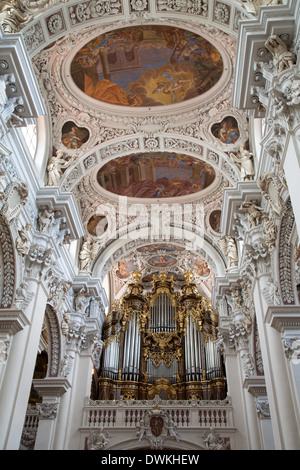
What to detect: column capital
<box><xmin>32</xmin><ymin>377</ymin><xmax>71</xmax><ymax>399</ymax></box>
<box><xmin>265</xmin><ymin>306</ymin><xmax>300</xmax><ymax>333</ymax></box>
<box><xmin>0</xmin><ymin>307</ymin><xmax>30</xmax><ymax>336</ymax></box>
<box><xmin>243</xmin><ymin>376</ymin><xmax>267</xmax><ymax>398</ymax></box>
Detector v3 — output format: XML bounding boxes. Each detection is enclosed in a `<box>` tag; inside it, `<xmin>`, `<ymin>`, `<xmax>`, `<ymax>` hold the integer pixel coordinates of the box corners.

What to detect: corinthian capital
<box><xmin>25</xmin><ymin>244</ymin><xmax>55</xmax><ymax>280</ymax></box>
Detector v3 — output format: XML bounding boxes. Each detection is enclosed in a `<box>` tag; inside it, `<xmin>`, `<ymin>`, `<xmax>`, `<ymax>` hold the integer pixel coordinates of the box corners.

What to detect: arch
<box><xmin>59</xmin><ymin>133</ymin><xmax>240</xmax><ymax>193</ymax></box>
<box><xmin>44</xmin><ymin>304</ymin><xmax>62</xmax><ymax>377</ymax></box>
<box><xmin>92</xmin><ymin>223</ymin><xmax>227</xmax><ymax>282</ymax></box>
<box><xmin>105</xmin><ymin>436</ymin><xmax>207</xmax><ymax>451</ymax></box>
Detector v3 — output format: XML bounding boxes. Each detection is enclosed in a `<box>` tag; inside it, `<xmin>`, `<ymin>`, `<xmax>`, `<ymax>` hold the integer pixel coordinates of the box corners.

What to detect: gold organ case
<box><xmin>98</xmin><ymin>271</ymin><xmax>226</xmax><ymax>401</ymax></box>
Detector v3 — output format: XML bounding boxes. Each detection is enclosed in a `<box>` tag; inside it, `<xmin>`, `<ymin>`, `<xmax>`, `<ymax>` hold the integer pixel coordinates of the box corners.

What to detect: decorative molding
<box><xmin>136</xmin><ymin>409</ymin><xmax>180</xmax><ymax>449</ymax></box>
<box><xmin>278</xmin><ymin>200</ymin><xmax>295</xmax><ymax>305</ymax></box>
<box><xmin>243</xmin><ymin>376</ymin><xmax>267</xmax><ymax>397</ymax></box>
<box><xmin>0</xmin><ymin>213</ymin><xmax>16</xmax><ymax>309</ymax></box>
<box><xmin>32</xmin><ymin>377</ymin><xmax>71</xmax><ymax>398</ymax></box>
<box><xmin>36</xmin><ymin>402</ymin><xmax>59</xmax><ymax>420</ymax></box>
<box><xmin>265</xmin><ymin>306</ymin><xmax>300</xmax><ymax>332</ymax></box>
<box><xmin>256</xmin><ymin>400</ymin><xmax>271</xmax><ymax>420</ymax></box>
<box><xmin>0</xmin><ymin>308</ymin><xmax>30</xmax><ymax>335</ymax></box>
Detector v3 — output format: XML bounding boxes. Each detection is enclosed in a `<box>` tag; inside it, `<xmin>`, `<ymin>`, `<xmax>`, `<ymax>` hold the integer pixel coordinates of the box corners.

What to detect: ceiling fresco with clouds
<box><xmin>71</xmin><ymin>25</ymin><xmax>224</xmax><ymax>107</ymax></box>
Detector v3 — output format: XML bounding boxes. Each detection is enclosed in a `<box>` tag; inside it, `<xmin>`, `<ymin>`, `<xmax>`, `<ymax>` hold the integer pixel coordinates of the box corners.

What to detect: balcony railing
<box><xmin>81</xmin><ymin>395</ymin><xmax>234</xmax><ymax>430</ymax></box>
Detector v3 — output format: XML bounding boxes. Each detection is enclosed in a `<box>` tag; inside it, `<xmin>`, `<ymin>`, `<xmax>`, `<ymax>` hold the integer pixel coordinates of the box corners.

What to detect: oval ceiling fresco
<box><xmin>97</xmin><ymin>152</ymin><xmax>216</xmax><ymax>198</ymax></box>
<box><xmin>71</xmin><ymin>25</ymin><xmax>223</xmax><ymax>107</ymax></box>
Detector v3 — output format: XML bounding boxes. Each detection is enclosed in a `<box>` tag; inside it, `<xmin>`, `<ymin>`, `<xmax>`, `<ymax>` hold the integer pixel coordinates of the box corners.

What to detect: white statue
<box><xmin>47</xmin><ymin>150</ymin><xmax>74</xmax><ymax>187</ymax></box>
<box><xmin>37</xmin><ymin>206</ymin><xmax>54</xmax><ymax>233</ymax></box>
<box><xmin>61</xmin><ymin>311</ymin><xmax>71</xmax><ymax>336</ymax></box>
<box><xmin>87</xmin><ymin>429</ymin><xmax>110</xmax><ymax>450</ymax></box>
<box><xmin>231</xmin><ymin>287</ymin><xmax>243</xmax><ymax>310</ymax></box>
<box><xmin>74</xmin><ymin>286</ymin><xmax>90</xmax><ymax>313</ymax></box>
<box><xmin>265</xmin><ymin>35</ymin><xmax>296</xmax><ymax>74</ymax></box>
<box><xmin>16</xmin><ymin>223</ymin><xmax>31</xmax><ymax>257</ymax></box>
<box><xmin>14</xmin><ymin>281</ymin><xmax>27</xmax><ymax>306</ymax></box>
<box><xmin>240</xmin><ymin>201</ymin><xmax>263</xmax><ymax>228</ymax></box>
<box><xmin>79</xmin><ymin>237</ymin><xmax>94</xmax><ymax>272</ymax></box>
<box><xmin>267</xmin><ymin>278</ymin><xmax>281</xmax><ymax>305</ymax></box>
<box><xmin>204</xmin><ymin>427</ymin><xmax>226</xmax><ymax>450</ymax></box>
<box><xmin>230</xmin><ymin>145</ymin><xmax>255</xmax><ymax>181</ymax></box>
<box><xmin>221</xmin><ymin>236</ymin><xmax>238</xmax><ymax>268</ymax></box>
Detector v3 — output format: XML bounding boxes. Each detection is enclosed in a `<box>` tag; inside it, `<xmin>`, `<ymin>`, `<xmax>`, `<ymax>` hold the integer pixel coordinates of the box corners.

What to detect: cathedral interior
<box><xmin>0</xmin><ymin>0</ymin><xmax>300</xmax><ymax>451</ymax></box>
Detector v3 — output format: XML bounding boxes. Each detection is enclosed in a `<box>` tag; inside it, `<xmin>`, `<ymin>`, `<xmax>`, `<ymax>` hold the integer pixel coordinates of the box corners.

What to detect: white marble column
<box><xmin>33</xmin><ymin>378</ymin><xmax>71</xmax><ymax>450</ymax></box>
<box><xmin>253</xmin><ymin>280</ymin><xmax>300</xmax><ymax>449</ymax></box>
<box><xmin>50</xmin><ymin>322</ymin><xmax>98</xmax><ymax>450</ymax></box>
<box><xmin>217</xmin><ymin>321</ymin><xmax>249</xmax><ymax>450</ymax></box>
<box><xmin>228</xmin><ymin>307</ymin><xmax>262</xmax><ymax>450</ymax></box>
<box><xmin>0</xmin><ymin>277</ymin><xmax>48</xmax><ymax>449</ymax></box>
<box><xmin>61</xmin><ymin>346</ymin><xmax>94</xmax><ymax>450</ymax></box>
<box><xmin>244</xmin><ymin>377</ymin><xmax>275</xmax><ymax>450</ymax></box>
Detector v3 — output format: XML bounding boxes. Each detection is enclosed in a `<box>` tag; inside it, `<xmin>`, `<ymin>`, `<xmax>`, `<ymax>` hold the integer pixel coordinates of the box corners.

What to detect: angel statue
<box><xmin>230</xmin><ymin>145</ymin><xmax>255</xmax><ymax>181</ymax></box>
<box><xmin>265</xmin><ymin>35</ymin><xmax>296</xmax><ymax>74</ymax></box>
<box><xmin>78</xmin><ymin>236</ymin><xmax>101</xmax><ymax>272</ymax></box>
<box><xmin>46</xmin><ymin>150</ymin><xmax>74</xmax><ymax>187</ymax></box>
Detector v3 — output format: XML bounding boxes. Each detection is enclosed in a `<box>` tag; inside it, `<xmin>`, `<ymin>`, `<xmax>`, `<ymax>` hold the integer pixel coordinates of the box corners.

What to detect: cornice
<box><xmin>265</xmin><ymin>305</ymin><xmax>300</xmax><ymax>332</ymax></box>
<box><xmin>243</xmin><ymin>376</ymin><xmax>267</xmax><ymax>397</ymax></box>
<box><xmin>0</xmin><ymin>308</ymin><xmax>30</xmax><ymax>336</ymax></box>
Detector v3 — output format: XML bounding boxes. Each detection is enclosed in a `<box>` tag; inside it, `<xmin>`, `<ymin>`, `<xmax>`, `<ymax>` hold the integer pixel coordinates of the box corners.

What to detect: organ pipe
<box><xmin>99</xmin><ymin>270</ymin><xmax>226</xmax><ymax>401</ymax></box>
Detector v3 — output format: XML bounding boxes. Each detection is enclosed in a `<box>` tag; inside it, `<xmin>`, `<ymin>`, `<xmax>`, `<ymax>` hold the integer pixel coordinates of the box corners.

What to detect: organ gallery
<box><xmin>99</xmin><ymin>271</ymin><xmax>226</xmax><ymax>401</ymax></box>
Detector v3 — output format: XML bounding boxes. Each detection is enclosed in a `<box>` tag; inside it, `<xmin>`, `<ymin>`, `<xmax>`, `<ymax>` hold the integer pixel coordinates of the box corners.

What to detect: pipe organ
<box><xmin>98</xmin><ymin>271</ymin><xmax>226</xmax><ymax>401</ymax></box>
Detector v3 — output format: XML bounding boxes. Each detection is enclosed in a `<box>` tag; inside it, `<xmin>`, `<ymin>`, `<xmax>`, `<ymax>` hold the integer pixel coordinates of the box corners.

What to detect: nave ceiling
<box><xmin>6</xmin><ymin>0</ymin><xmax>274</xmax><ymax>301</ymax></box>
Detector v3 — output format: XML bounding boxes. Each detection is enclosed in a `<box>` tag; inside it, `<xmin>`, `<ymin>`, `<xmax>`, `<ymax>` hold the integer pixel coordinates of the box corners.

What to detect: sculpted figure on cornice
<box><xmin>220</xmin><ymin>236</ymin><xmax>238</xmax><ymax>269</ymax></box>
<box><xmin>229</xmin><ymin>145</ymin><xmax>255</xmax><ymax>181</ymax></box>
<box><xmin>78</xmin><ymin>236</ymin><xmax>100</xmax><ymax>272</ymax></box>
<box><xmin>47</xmin><ymin>151</ymin><xmax>75</xmax><ymax>187</ymax></box>
<box><xmin>16</xmin><ymin>223</ymin><xmax>31</xmax><ymax>257</ymax></box>
<box><xmin>239</xmin><ymin>201</ymin><xmax>263</xmax><ymax>229</ymax></box>
<box><xmin>261</xmin><ymin>212</ymin><xmax>278</xmax><ymax>253</ymax></box>
<box><xmin>61</xmin><ymin>311</ymin><xmax>71</xmax><ymax>337</ymax></box>
<box><xmin>265</xmin><ymin>35</ymin><xmax>296</xmax><ymax>74</ymax></box>
<box><xmin>37</xmin><ymin>205</ymin><xmax>55</xmax><ymax>234</ymax></box>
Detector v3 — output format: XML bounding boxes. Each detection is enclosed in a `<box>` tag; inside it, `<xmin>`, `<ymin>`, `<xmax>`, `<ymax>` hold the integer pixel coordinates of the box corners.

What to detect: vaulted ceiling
<box><xmin>18</xmin><ymin>0</ymin><xmax>260</xmax><ymax>301</ymax></box>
